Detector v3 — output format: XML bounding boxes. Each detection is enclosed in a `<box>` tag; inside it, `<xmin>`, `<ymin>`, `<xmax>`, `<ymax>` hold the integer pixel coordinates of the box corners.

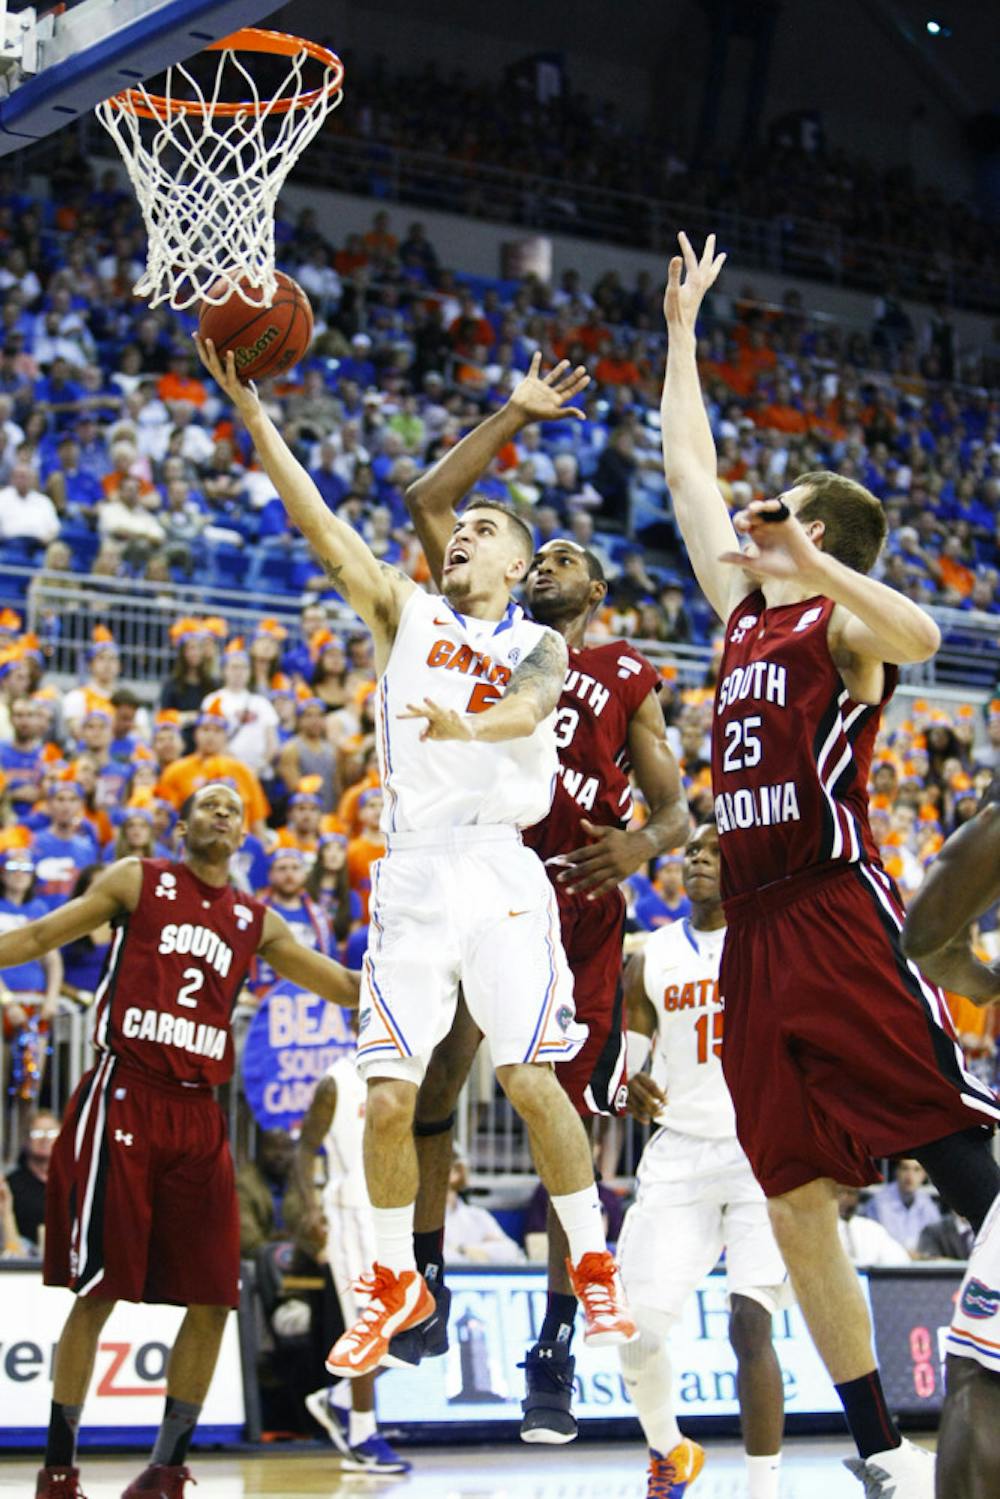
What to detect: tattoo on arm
<box><xmin>322</xmin><ymin>560</ymin><xmax>347</xmax><ymax>592</ymax></box>
<box><xmin>503</xmin><ymin>631</ymin><xmax>568</xmax><ymax>718</ymax></box>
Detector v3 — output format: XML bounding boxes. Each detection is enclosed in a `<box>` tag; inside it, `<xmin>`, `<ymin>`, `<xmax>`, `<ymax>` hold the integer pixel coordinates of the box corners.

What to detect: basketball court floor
<box><xmin>0</xmin><ymin>1437</ymin><xmax>936</xmax><ymax>1496</ymax></box>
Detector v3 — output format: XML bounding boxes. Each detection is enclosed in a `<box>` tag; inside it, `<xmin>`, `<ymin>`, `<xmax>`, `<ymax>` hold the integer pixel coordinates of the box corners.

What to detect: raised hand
<box><xmin>193</xmin><ymin>334</ymin><xmax>262</xmax><ymax>420</ymax></box>
<box><xmin>554</xmin><ymin>819</ymin><xmax>649</xmax><ymax>897</ymax></box>
<box><xmin>663</xmin><ymin>231</ymin><xmax>727</xmax><ymax>336</ymax></box>
<box><xmin>718</xmin><ymin>498</ymin><xmax>825</xmax><ymax>585</ymax></box>
<box><xmin>508</xmin><ymin>352</ymin><xmax>590</xmax><ymax>425</ymax></box>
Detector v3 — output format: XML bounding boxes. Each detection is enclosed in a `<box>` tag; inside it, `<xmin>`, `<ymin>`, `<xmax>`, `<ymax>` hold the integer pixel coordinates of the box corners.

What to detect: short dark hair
<box><xmin>580</xmin><ymin>547</ymin><xmax>605</xmax><ymax>583</ymax></box>
<box><xmin>793</xmin><ymin>470</ymin><xmax>887</xmax><ymax>574</ymax></box>
<box><xmin>461</xmin><ymin>498</ymin><xmax>534</xmax><ymax>565</ymax></box>
<box><xmin>110</xmin><ymin>687</ymin><xmax>141</xmax><ymax>709</ymax></box>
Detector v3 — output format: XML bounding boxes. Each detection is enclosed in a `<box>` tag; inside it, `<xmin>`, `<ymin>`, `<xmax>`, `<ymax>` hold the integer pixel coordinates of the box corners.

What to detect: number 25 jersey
<box><xmin>93</xmin><ymin>859</ymin><xmax>266</xmax><ymax>1087</ymax></box>
<box><xmin>712</xmin><ymin>591</ymin><xmax>895</xmax><ymax>899</ymax></box>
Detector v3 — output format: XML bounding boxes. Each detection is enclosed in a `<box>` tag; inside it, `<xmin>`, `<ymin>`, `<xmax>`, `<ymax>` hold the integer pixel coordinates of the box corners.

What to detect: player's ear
<box><xmin>507</xmin><ymin>553</ymin><xmax>529</xmax><ymax>585</ymax></box>
<box><xmin>802</xmin><ymin>516</ymin><xmax>826</xmax><ymax>550</ymax></box>
<box><xmin>588</xmin><ymin>578</ymin><xmax>608</xmax><ymax>609</ymax></box>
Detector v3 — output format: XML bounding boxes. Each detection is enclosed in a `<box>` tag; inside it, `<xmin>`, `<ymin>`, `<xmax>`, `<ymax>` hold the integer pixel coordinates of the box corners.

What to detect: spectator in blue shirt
<box><xmin>863</xmin><ymin>1158</ymin><xmax>942</xmax><ymax>1255</ymax></box>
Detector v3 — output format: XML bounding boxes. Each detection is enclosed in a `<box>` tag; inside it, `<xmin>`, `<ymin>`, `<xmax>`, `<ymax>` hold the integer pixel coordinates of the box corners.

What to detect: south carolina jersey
<box><xmin>375</xmin><ymin>589</ymin><xmax>559</xmax><ymax>832</ymax></box>
<box><xmin>713</xmin><ymin>591</ymin><xmax>896</xmax><ymax>899</ymax></box>
<box><xmin>321</xmin><ymin>1054</ymin><xmax>368</xmax><ymax>1211</ymax></box>
<box><xmin>524</xmin><ymin>641</ymin><xmax>658</xmax><ymax>863</ymax></box>
<box><xmin>93</xmin><ymin>859</ymin><xmax>266</xmax><ymax>1087</ymax></box>
<box><xmin>642</xmin><ymin>917</ymin><xmax>731</xmax><ymax>1154</ymax></box>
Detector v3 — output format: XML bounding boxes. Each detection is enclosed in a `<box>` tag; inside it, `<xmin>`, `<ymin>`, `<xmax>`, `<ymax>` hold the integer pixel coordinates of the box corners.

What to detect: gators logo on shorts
<box><xmin>357</xmin><ymin>1007</ymin><xmax>372</xmax><ymax>1034</ymax></box>
<box><xmin>556</xmin><ymin>1005</ymin><xmax>574</xmax><ymax>1033</ymax></box>
<box><xmin>960</xmin><ymin>1277</ymin><xmax>1000</xmax><ymax>1320</ymax></box>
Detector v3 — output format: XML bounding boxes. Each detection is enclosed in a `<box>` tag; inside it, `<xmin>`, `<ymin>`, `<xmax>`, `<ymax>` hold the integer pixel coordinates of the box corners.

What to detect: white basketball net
<box><xmin>96</xmin><ymin>43</ymin><xmax>343</xmax><ymax>310</ymax></box>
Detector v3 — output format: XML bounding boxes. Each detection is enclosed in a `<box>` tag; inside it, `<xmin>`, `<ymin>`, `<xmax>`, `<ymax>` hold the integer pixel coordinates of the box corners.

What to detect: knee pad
<box><xmin>413</xmin><ymin>1112</ymin><xmax>456</xmax><ymax>1139</ymax></box>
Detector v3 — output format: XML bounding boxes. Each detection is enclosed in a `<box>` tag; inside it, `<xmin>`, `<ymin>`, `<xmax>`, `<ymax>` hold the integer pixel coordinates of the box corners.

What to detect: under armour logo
<box><xmin>729</xmin><ymin>614</ymin><xmax>758</xmax><ymax>644</ymax></box>
<box><xmin>794</xmin><ymin>606</ymin><xmax>823</xmax><ymax>633</ymax></box>
<box><xmin>155</xmin><ymin>872</ymin><xmax>177</xmax><ymax>900</ymax></box>
<box><xmin>114</xmin><ymin>1129</ymin><xmax>133</xmax><ymax>1147</ymax></box>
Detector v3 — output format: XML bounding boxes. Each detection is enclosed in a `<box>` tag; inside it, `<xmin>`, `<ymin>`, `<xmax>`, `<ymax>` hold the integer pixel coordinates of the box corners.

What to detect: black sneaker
<box><xmin>384</xmin><ymin>1270</ymin><xmax>451</xmax><ymax>1368</ymax></box>
<box><xmin>519</xmin><ymin>1339</ymin><xmax>578</xmax><ymax>1444</ymax></box>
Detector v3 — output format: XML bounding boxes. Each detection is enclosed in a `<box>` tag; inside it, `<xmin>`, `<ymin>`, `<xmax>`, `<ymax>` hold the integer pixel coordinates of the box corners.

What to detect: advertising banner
<box><xmin>0</xmin><ymin>1270</ymin><xmax>244</xmax><ymax>1447</ymax></box>
<box><xmin>241</xmin><ymin>981</ymin><xmax>354</xmax><ymax>1131</ymax></box>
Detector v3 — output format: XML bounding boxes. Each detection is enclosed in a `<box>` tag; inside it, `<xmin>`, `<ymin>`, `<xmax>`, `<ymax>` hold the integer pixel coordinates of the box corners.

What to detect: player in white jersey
<box><xmin>901</xmin><ymin>774</ymin><xmax>1000</xmax><ymax>1499</ymax></box>
<box><xmin>198</xmin><ymin>339</ymin><xmax>636</xmax><ymax>1380</ymax></box>
<box><xmin>617</xmin><ymin>820</ymin><xmax>789</xmax><ymax>1499</ymax></box>
<box><xmin>294</xmin><ymin>1055</ymin><xmax>409</xmax><ymax>1477</ymax></box>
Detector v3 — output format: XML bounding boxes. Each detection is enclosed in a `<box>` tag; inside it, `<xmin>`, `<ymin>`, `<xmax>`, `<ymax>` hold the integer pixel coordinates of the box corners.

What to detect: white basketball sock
<box><xmin>330</xmin><ymin>1378</ymin><xmax>352</xmax><ymax>1411</ymax></box>
<box><xmin>371</xmin><ymin>1204</ymin><xmax>416</xmax><ymax>1275</ymax></box>
<box><xmin>746</xmin><ymin>1452</ymin><xmax>782</xmax><ymax>1499</ymax></box>
<box><xmin>349</xmin><ymin>1409</ymin><xmax>377</xmax><ymax>1448</ymax></box>
<box><xmin>618</xmin><ymin>1329</ymin><xmax>682</xmax><ymax>1455</ymax></box>
<box><xmin>550</xmin><ymin>1185</ymin><xmax>606</xmax><ymax>1263</ymax></box>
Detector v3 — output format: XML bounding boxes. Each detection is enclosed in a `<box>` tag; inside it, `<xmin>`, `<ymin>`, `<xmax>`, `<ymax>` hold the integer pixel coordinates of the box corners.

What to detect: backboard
<box><xmin>0</xmin><ymin>0</ymin><xmax>280</xmax><ymax>154</ymax></box>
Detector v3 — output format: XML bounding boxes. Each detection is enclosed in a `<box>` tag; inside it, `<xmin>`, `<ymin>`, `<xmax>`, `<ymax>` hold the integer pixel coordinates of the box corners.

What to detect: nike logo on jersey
<box><xmin>433</xmin><ymin>617</ymin><xmax>452</xmax><ymax>627</ymax></box>
<box><xmin>794</xmin><ymin>606</ymin><xmax>824</xmax><ymax>632</ymax></box>
<box><xmin>508</xmin><ymin>909</ymin><xmax>529</xmax><ymax>918</ymax></box>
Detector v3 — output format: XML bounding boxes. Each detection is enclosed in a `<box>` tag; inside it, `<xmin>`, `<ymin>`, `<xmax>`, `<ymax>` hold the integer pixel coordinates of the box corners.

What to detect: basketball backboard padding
<box><xmin>0</xmin><ymin>0</ymin><xmax>280</xmax><ymax>154</ymax></box>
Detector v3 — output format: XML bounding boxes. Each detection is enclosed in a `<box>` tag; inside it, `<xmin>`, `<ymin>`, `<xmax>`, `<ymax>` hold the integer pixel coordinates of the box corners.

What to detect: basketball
<box><xmin>198</xmin><ymin>271</ymin><xmax>314</xmax><ymax>382</ymax></box>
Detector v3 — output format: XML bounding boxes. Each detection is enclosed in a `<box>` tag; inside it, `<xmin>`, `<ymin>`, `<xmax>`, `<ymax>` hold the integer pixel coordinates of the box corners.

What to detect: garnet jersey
<box><xmin>92</xmin><ymin>859</ymin><xmax>267</xmax><ymax>1087</ymax></box>
<box><xmin>712</xmin><ymin>591</ymin><xmax>896</xmax><ymax>899</ymax></box>
<box><xmin>524</xmin><ymin>641</ymin><xmax>659</xmax><ymax>864</ymax></box>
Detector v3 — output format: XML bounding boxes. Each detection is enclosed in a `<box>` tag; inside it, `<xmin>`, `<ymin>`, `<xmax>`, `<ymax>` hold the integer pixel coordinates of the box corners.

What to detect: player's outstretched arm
<box><xmin>721</xmin><ymin>500</ymin><xmax>941</xmax><ymax>667</ymax></box>
<box><xmin>558</xmin><ymin>689</ymin><xmax>690</xmax><ymax>897</ymax></box>
<box><xmin>399</xmin><ymin>628</ymin><xmax>568</xmax><ymax>743</ymax></box>
<box><xmin>623</xmin><ymin>953</ymin><xmax>667</xmax><ymax>1124</ymax></box>
<box><xmin>661</xmin><ymin>232</ymin><xmax>745</xmax><ymax>622</ymax></box>
<box><xmin>901</xmin><ymin>787</ymin><xmax>1000</xmax><ymax>1005</ymax></box>
<box><xmin>0</xmin><ymin>860</ymin><xmax>139</xmax><ymax>969</ymax></box>
<box><xmin>195</xmin><ymin>337</ymin><xmax>413</xmax><ymax>650</ymax></box>
<box><xmin>406</xmin><ymin>354</ymin><xmax>590</xmax><ymax>583</ymax></box>
<box><xmin>257</xmin><ymin>908</ymin><xmax>361</xmax><ymax>1008</ymax></box>
<box><xmin>288</xmin><ymin>1073</ymin><xmax>338</xmax><ymax>1258</ymax></box>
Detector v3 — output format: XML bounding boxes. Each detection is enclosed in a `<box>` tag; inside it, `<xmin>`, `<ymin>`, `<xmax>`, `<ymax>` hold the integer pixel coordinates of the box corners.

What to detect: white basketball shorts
<box><xmin>945</xmin><ymin>1188</ymin><xmax>1000</xmax><ymax>1374</ymax></box>
<box><xmin>323</xmin><ymin>1197</ymin><xmax>376</xmax><ymax>1326</ymax></box>
<box><xmin>356</xmin><ymin>825</ymin><xmax>586</xmax><ymax>1085</ymax></box>
<box><xmin>617</xmin><ymin>1130</ymin><xmax>791</xmax><ymax>1331</ymax></box>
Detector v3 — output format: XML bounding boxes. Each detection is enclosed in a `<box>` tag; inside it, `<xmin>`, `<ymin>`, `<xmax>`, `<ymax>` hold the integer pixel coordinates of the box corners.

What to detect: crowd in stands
<box><xmin>314</xmin><ymin>54</ymin><xmax>999</xmax><ymax>309</ymax></box>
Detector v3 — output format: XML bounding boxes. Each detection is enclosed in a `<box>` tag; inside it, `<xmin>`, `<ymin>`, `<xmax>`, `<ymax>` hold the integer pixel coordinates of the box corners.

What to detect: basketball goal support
<box><xmin>0</xmin><ymin>0</ymin><xmax>277</xmax><ymax>152</ymax></box>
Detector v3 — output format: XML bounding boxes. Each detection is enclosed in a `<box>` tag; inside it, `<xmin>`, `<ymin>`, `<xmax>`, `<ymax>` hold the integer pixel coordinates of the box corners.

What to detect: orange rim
<box><xmin>108</xmin><ymin>27</ymin><xmax>344</xmax><ymax>120</ymax></box>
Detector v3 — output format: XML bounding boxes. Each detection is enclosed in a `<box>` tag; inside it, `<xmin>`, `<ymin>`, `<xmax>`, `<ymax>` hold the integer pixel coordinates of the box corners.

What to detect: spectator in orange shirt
<box><xmin>593</xmin><ymin>338</ymin><xmax>641</xmax><ymax>387</ymax></box>
<box><xmin>100</xmin><ymin>439</ymin><xmax>155</xmax><ymax>500</ymax></box>
<box><xmin>737</xmin><ymin>326</ymin><xmax>777</xmax><ymax>382</ymax></box>
<box><xmin>347</xmin><ymin>790</ymin><xmax>385</xmax><ymax>923</ymax></box>
<box><xmin>334</xmin><ymin>749</ymin><xmax>379</xmax><ymax>839</ymax></box>
<box><xmin>156</xmin><ymin>706</ymin><xmax>269</xmax><ymax>837</ymax></box>
<box><xmin>157</xmin><ymin>350</ymin><xmax>208</xmax><ymax>409</ymax></box>
<box><xmin>363</xmin><ymin>209</ymin><xmax>398</xmax><ymax>265</ymax></box>
<box><xmin>333</xmin><ymin>233</ymin><xmax>369</xmax><ymax>277</ymax></box>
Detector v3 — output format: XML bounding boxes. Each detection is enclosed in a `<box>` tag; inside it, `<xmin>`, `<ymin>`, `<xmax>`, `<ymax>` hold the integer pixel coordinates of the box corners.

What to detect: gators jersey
<box><xmin>640</xmin><ymin>917</ymin><xmax>731</xmax><ymax>1154</ymax></box>
<box><xmin>375</xmin><ymin>589</ymin><xmax>559</xmax><ymax>832</ymax></box>
<box><xmin>524</xmin><ymin>641</ymin><xmax>658</xmax><ymax>864</ymax></box>
<box><xmin>93</xmin><ymin>858</ymin><xmax>266</xmax><ymax>1087</ymax></box>
<box><xmin>712</xmin><ymin>591</ymin><xmax>896</xmax><ymax>899</ymax></box>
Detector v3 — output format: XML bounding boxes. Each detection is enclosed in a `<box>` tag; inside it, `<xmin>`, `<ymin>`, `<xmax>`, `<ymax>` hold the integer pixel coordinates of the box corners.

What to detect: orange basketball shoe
<box><xmin>646</xmin><ymin>1439</ymin><xmax>705</xmax><ymax>1498</ymax></box>
<box><xmin>120</xmin><ymin>1464</ymin><xmax>195</xmax><ymax>1498</ymax></box>
<box><xmin>326</xmin><ymin>1265</ymin><xmax>435</xmax><ymax>1377</ymax></box>
<box><xmin>566</xmin><ymin>1251</ymin><xmax>637</xmax><ymax>1346</ymax></box>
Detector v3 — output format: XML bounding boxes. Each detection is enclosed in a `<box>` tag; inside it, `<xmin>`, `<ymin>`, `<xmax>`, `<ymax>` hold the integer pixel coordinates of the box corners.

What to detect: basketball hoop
<box><xmin>95</xmin><ymin>28</ymin><xmax>344</xmax><ymax>311</ymax></box>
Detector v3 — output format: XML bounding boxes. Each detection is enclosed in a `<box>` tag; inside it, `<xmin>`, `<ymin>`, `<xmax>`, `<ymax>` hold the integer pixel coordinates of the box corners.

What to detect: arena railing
<box><xmin>0</xmin><ymin>569</ymin><xmax>989</xmax><ymax>693</ymax></box>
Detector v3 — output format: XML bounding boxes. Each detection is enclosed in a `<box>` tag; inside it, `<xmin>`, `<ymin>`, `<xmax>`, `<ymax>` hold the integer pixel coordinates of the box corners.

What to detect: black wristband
<box><xmin>759</xmin><ymin>501</ymin><xmax>791</xmax><ymax>523</ymax></box>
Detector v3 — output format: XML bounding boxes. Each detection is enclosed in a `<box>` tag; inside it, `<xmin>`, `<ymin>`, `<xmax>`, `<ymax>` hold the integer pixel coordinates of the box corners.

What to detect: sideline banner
<box><xmin>0</xmin><ymin>1270</ymin><xmax>244</xmax><ymax>1447</ymax></box>
<box><xmin>241</xmin><ymin>981</ymin><xmax>354</xmax><ymax>1131</ymax></box>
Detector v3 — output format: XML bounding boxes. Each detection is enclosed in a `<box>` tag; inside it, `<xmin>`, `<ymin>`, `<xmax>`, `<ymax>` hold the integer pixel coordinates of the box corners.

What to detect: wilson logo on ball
<box><xmin>234</xmin><ymin>325</ymin><xmax>281</xmax><ymax>368</ymax></box>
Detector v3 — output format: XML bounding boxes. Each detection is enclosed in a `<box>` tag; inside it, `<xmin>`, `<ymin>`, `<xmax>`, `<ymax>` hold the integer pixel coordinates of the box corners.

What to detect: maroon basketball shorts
<box><xmin>721</xmin><ymin>861</ymin><xmax>1000</xmax><ymax>1199</ymax></box>
<box><xmin>45</xmin><ymin>1054</ymin><xmax>240</xmax><ymax>1307</ymax></box>
<box><xmin>553</xmin><ymin>885</ymin><xmax>628</xmax><ymax>1116</ymax></box>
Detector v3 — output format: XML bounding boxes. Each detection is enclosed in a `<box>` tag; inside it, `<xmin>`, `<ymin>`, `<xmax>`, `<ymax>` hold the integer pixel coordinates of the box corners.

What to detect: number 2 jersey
<box><xmin>712</xmin><ymin>590</ymin><xmax>895</xmax><ymax>899</ymax></box>
<box><xmin>375</xmin><ymin>589</ymin><xmax>560</xmax><ymax>832</ymax></box>
<box><xmin>93</xmin><ymin>859</ymin><xmax>267</xmax><ymax>1087</ymax></box>
<box><xmin>524</xmin><ymin>641</ymin><xmax>659</xmax><ymax>865</ymax></box>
